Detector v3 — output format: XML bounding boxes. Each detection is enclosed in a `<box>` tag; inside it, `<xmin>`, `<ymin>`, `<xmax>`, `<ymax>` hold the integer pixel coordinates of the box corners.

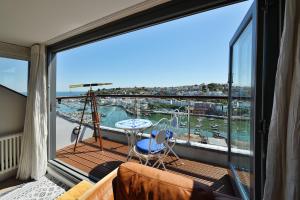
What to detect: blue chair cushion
<box><xmin>136</xmin><ymin>138</ymin><xmax>165</xmax><ymax>154</ymax></box>
<box><xmin>151</xmin><ymin>130</ymin><xmax>173</xmax><ymax>139</ymax></box>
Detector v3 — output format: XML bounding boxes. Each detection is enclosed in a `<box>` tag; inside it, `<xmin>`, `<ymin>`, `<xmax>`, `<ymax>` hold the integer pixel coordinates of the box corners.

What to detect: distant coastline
<box><xmin>56</xmin><ymin>91</ymin><xmax>85</xmax><ymax>97</ymax></box>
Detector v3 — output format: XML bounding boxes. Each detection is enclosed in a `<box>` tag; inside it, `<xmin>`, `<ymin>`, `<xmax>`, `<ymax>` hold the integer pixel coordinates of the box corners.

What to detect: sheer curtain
<box><xmin>263</xmin><ymin>0</ymin><xmax>300</xmax><ymax>199</ymax></box>
<box><xmin>17</xmin><ymin>44</ymin><xmax>48</xmax><ymax>180</ymax></box>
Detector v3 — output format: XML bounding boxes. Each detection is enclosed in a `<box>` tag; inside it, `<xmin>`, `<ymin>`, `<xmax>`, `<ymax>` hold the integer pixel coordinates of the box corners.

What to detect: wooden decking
<box><xmin>56</xmin><ymin>137</ymin><xmax>235</xmax><ymax>195</ymax></box>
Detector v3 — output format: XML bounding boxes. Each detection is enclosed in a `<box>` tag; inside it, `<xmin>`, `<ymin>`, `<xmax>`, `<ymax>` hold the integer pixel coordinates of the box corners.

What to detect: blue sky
<box><xmin>56</xmin><ymin>1</ymin><xmax>252</xmax><ymax>91</ymax></box>
<box><xmin>0</xmin><ymin>57</ymin><xmax>28</xmax><ymax>93</ymax></box>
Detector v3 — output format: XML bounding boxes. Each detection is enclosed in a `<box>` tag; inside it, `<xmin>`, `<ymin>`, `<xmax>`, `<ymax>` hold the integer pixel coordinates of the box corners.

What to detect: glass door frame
<box><xmin>227</xmin><ymin>3</ymin><xmax>258</xmax><ymax>200</ymax></box>
<box><xmin>47</xmin><ymin>0</ymin><xmax>250</xmax><ymax>161</ymax></box>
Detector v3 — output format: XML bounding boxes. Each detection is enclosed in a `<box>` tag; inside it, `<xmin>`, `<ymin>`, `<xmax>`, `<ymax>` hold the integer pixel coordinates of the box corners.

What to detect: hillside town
<box><xmin>96</xmin><ymin>83</ymin><xmax>228</xmax><ymax>96</ymax></box>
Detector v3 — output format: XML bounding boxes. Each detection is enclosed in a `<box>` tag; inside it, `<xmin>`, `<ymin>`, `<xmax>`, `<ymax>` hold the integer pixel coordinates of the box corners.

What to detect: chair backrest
<box><xmin>167</xmin><ymin>113</ymin><xmax>179</xmax><ymax>139</ymax></box>
<box><xmin>151</xmin><ymin>116</ymin><xmax>177</xmax><ymax>143</ymax></box>
<box><xmin>155</xmin><ymin>130</ymin><xmax>167</xmax><ymax>144</ymax></box>
<box><xmin>153</xmin><ymin>118</ymin><xmax>169</xmax><ymax>129</ymax></box>
<box><xmin>147</xmin><ymin>118</ymin><xmax>169</xmax><ymax>153</ymax></box>
<box><xmin>170</xmin><ymin>115</ymin><xmax>179</xmax><ymax>129</ymax></box>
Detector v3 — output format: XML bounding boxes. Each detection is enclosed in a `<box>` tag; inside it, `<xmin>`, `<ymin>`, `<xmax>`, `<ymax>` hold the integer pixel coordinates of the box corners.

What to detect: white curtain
<box><xmin>263</xmin><ymin>0</ymin><xmax>300</xmax><ymax>199</ymax></box>
<box><xmin>17</xmin><ymin>44</ymin><xmax>48</xmax><ymax>180</ymax></box>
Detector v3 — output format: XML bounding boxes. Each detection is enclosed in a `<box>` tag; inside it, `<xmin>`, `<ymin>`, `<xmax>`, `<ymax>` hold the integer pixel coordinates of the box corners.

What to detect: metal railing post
<box><xmin>187</xmin><ymin>105</ymin><xmax>191</xmax><ymax>143</ymax></box>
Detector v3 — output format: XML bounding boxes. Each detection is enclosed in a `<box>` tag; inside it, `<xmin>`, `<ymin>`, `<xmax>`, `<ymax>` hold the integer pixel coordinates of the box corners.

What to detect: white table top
<box><xmin>115</xmin><ymin>119</ymin><xmax>152</xmax><ymax>130</ymax></box>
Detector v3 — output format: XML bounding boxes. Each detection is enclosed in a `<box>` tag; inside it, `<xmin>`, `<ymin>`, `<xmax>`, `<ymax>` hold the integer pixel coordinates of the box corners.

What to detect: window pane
<box><xmin>0</xmin><ymin>57</ymin><xmax>28</xmax><ymax>95</ymax></box>
<box><xmin>53</xmin><ymin>1</ymin><xmax>253</xmax><ymax>181</ymax></box>
<box><xmin>230</xmin><ymin>20</ymin><xmax>253</xmax><ymax>195</ymax></box>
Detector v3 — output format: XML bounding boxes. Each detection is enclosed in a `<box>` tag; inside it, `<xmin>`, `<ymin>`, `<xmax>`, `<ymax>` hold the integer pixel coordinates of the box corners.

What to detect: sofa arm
<box><xmin>79</xmin><ymin>168</ymin><xmax>118</xmax><ymax>200</ymax></box>
<box><xmin>57</xmin><ymin>180</ymin><xmax>93</xmax><ymax>200</ymax></box>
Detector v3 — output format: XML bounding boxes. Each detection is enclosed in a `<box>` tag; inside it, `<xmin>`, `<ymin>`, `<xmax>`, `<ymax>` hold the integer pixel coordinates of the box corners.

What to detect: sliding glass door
<box><xmin>228</xmin><ymin>5</ymin><xmax>255</xmax><ymax>200</ymax></box>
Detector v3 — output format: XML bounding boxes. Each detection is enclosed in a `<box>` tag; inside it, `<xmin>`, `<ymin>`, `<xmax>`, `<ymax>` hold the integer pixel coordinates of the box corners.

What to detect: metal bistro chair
<box><xmin>133</xmin><ymin>118</ymin><xmax>170</xmax><ymax>170</ymax></box>
<box><xmin>151</xmin><ymin>114</ymin><xmax>182</xmax><ymax>164</ymax></box>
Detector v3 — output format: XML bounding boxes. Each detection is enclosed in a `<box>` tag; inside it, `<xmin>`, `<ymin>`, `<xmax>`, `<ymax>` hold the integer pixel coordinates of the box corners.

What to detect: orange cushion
<box><xmin>114</xmin><ymin>162</ymin><xmax>215</xmax><ymax>200</ymax></box>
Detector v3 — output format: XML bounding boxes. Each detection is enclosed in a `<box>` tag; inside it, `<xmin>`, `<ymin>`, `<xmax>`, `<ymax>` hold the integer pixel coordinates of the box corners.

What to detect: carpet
<box><xmin>0</xmin><ymin>174</ymin><xmax>69</xmax><ymax>200</ymax></box>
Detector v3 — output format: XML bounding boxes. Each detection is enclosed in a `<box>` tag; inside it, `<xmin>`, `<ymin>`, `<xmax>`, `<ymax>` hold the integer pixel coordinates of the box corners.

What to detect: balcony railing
<box><xmin>56</xmin><ymin>94</ymin><xmax>251</xmax><ymax>152</ymax></box>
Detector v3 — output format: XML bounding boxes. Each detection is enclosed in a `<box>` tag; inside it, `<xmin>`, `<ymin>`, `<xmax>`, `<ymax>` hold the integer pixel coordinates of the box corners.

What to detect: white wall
<box><xmin>56</xmin><ymin>115</ymin><xmax>94</xmax><ymax>150</ymax></box>
<box><xmin>0</xmin><ymin>86</ymin><xmax>26</xmax><ymax>136</ymax></box>
<box><xmin>0</xmin><ymin>41</ymin><xmax>30</xmax><ymax>135</ymax></box>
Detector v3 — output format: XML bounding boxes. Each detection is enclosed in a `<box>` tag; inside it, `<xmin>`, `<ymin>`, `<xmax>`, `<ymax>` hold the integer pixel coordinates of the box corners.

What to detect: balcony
<box><xmin>54</xmin><ymin>95</ymin><xmax>251</xmax><ymax>196</ymax></box>
<box><xmin>56</xmin><ymin>137</ymin><xmax>236</xmax><ymax>194</ymax></box>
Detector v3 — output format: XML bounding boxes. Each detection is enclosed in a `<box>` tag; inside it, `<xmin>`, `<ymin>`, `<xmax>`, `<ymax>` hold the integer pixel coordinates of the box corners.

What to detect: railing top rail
<box><xmin>56</xmin><ymin>94</ymin><xmax>228</xmax><ymax>100</ymax></box>
<box><xmin>56</xmin><ymin>94</ymin><xmax>251</xmax><ymax>100</ymax></box>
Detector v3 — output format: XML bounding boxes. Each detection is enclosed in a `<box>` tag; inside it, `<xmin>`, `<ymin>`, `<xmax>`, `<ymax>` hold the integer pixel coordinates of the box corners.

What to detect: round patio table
<box><xmin>115</xmin><ymin>119</ymin><xmax>152</xmax><ymax>160</ymax></box>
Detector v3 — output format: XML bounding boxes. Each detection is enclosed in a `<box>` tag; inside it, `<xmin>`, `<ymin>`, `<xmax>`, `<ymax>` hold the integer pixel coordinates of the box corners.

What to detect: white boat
<box><xmin>211</xmin><ymin>124</ymin><xmax>219</xmax><ymax>128</ymax></box>
<box><xmin>194</xmin><ymin>131</ymin><xmax>201</xmax><ymax>136</ymax></box>
<box><xmin>180</xmin><ymin>122</ymin><xmax>187</xmax><ymax>127</ymax></box>
<box><xmin>213</xmin><ymin>131</ymin><xmax>227</xmax><ymax>139</ymax></box>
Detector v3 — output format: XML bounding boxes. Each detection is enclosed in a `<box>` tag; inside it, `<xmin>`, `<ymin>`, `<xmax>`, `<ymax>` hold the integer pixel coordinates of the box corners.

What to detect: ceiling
<box><xmin>0</xmin><ymin>0</ymin><xmax>165</xmax><ymax>47</ymax></box>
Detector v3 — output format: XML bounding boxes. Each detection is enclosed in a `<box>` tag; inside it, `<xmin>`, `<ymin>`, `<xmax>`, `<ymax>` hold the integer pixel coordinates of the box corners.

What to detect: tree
<box><xmin>207</xmin><ymin>83</ymin><xmax>218</xmax><ymax>91</ymax></box>
<box><xmin>202</xmin><ymin>85</ymin><xmax>207</xmax><ymax>92</ymax></box>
